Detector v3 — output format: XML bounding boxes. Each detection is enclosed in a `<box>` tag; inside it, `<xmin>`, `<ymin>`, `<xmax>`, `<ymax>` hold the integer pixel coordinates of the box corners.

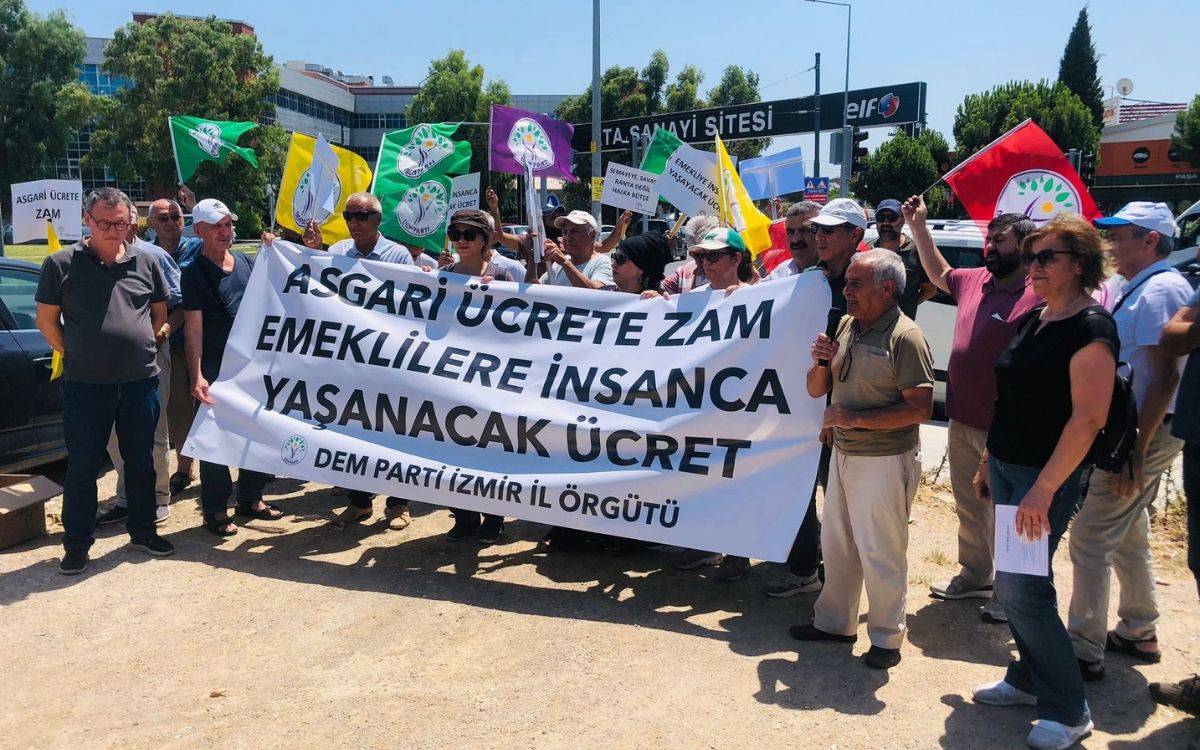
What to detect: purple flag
<box><xmin>488</xmin><ymin>104</ymin><xmax>578</xmax><ymax>183</ymax></box>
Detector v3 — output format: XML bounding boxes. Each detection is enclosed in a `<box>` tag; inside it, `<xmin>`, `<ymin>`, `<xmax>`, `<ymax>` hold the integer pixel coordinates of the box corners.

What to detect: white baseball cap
<box><xmin>192</xmin><ymin>198</ymin><xmax>238</xmax><ymax>225</ymax></box>
<box><xmin>1093</xmin><ymin>201</ymin><xmax>1178</xmax><ymax>238</ymax></box>
<box><xmin>553</xmin><ymin>209</ymin><xmax>598</xmax><ymax>234</ymax></box>
<box><xmin>809</xmin><ymin>198</ymin><xmax>868</xmax><ymax>230</ymax></box>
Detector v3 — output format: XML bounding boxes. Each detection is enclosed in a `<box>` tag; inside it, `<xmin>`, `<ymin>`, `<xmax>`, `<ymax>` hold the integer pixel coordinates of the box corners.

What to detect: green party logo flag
<box><xmin>168</xmin><ymin>115</ymin><xmax>260</xmax><ymax>183</ymax></box>
<box><xmin>638</xmin><ymin>127</ymin><xmax>686</xmax><ymax>175</ymax></box>
<box><xmin>373</xmin><ymin>123</ymin><xmax>472</xmax><ymax>250</ymax></box>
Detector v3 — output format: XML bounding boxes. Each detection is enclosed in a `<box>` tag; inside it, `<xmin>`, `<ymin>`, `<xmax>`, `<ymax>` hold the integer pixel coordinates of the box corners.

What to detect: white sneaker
<box><xmin>973</xmin><ymin>679</ymin><xmax>1037</xmax><ymax>707</ymax></box>
<box><xmin>931</xmin><ymin>575</ymin><xmax>994</xmax><ymax>600</ymax></box>
<box><xmin>155</xmin><ymin>505</ymin><xmax>171</xmax><ymax>524</ymax></box>
<box><xmin>1026</xmin><ymin>718</ymin><xmax>1093</xmax><ymax>750</ymax></box>
<box><xmin>763</xmin><ymin>571</ymin><xmax>823</xmax><ymax>597</ymax></box>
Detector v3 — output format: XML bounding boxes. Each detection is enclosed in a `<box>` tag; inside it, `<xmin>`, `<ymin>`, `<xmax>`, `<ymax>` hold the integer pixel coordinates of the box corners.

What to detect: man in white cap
<box><xmin>182</xmin><ymin>198</ymin><xmax>283</xmax><ymax>537</ymax></box>
<box><xmin>529</xmin><ymin>209</ymin><xmax>614</xmax><ymax>289</ymax></box>
<box><xmin>1068</xmin><ymin>202</ymin><xmax>1194</xmax><ymax>680</ymax></box>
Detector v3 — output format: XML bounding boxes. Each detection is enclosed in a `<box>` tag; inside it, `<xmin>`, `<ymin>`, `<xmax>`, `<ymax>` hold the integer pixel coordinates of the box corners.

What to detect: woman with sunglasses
<box><xmin>442</xmin><ymin>208</ymin><xmax>511</xmax><ymax>544</ymax></box>
<box><xmin>610</xmin><ymin>232</ymin><xmax>673</xmax><ymax>294</ymax></box>
<box><xmin>971</xmin><ymin>214</ymin><xmax>1117</xmax><ymax>750</ymax></box>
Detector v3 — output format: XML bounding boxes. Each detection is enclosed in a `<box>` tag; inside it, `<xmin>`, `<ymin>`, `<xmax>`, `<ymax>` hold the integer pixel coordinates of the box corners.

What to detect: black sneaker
<box><xmin>863</xmin><ymin>646</ymin><xmax>902</xmax><ymax>670</ymax></box>
<box><xmin>1078</xmin><ymin>658</ymin><xmax>1105</xmax><ymax>682</ymax></box>
<box><xmin>446</xmin><ymin>514</ymin><xmax>481</xmax><ymax>541</ymax></box>
<box><xmin>788</xmin><ymin>623</ymin><xmax>857</xmax><ymax>643</ymax></box>
<box><xmin>96</xmin><ymin>504</ymin><xmax>128</xmax><ymax>526</ymax></box>
<box><xmin>477</xmin><ymin>516</ymin><xmax>504</xmax><ymax>544</ymax></box>
<box><xmin>59</xmin><ymin>549</ymin><xmax>88</xmax><ymax>575</ymax></box>
<box><xmin>130</xmin><ymin>534</ymin><xmax>175</xmax><ymax>557</ymax></box>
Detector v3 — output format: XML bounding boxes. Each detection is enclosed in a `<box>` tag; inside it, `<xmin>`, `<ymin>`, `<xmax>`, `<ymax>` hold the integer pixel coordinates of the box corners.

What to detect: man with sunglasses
<box><xmin>790</xmin><ymin>249</ymin><xmax>934</xmax><ymax>670</ymax></box>
<box><xmin>317</xmin><ymin>192</ymin><xmax>417</xmax><ymax>531</ymax></box>
<box><xmin>1067</xmin><ymin>202</ymin><xmax>1193</xmax><ymax>680</ymax></box>
<box><xmin>903</xmin><ymin>195</ymin><xmax>1040</xmax><ymax>622</ymax></box>
<box><xmin>36</xmin><ymin>188</ymin><xmax>174</xmax><ymax>574</ymax></box>
<box><xmin>870</xmin><ymin>199</ymin><xmax>936</xmax><ymax>320</ymax></box>
<box><xmin>766</xmin><ymin>200</ymin><xmax>821</xmax><ymax>280</ymax></box>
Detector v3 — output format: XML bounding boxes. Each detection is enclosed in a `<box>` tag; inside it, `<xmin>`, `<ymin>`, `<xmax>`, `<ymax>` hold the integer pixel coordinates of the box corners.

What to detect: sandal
<box><xmin>333</xmin><ymin>506</ymin><xmax>373</xmax><ymax>528</ymax></box>
<box><xmin>169</xmin><ymin>472</ymin><xmax>193</xmax><ymax>496</ymax></box>
<box><xmin>234</xmin><ymin>502</ymin><xmax>284</xmax><ymax>521</ymax></box>
<box><xmin>1106</xmin><ymin>631</ymin><xmax>1162</xmax><ymax>663</ymax></box>
<box><xmin>203</xmin><ymin>513</ymin><xmax>238</xmax><ymax>537</ymax></box>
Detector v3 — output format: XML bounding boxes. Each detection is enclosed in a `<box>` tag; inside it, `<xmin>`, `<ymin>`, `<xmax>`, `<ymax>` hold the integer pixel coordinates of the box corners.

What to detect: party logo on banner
<box><xmin>995</xmin><ymin>169</ymin><xmax>1080</xmax><ymax>223</ymax></box>
<box><xmin>190</xmin><ymin>122</ymin><xmax>225</xmax><ymax>157</ymax></box>
<box><xmin>508</xmin><ymin>118</ymin><xmax>556</xmax><ymax>170</ymax></box>
<box><xmin>292</xmin><ymin>169</ymin><xmax>342</xmax><ymax>227</ymax></box>
<box><xmin>396</xmin><ymin>181</ymin><xmax>449</xmax><ymax>237</ymax></box>
<box><xmin>396</xmin><ymin>124</ymin><xmax>457</xmax><ymax>178</ymax></box>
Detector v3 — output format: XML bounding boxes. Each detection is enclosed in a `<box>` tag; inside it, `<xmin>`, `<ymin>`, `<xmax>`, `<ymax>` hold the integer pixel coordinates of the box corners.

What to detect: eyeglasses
<box><xmin>786</xmin><ymin>225</ymin><xmax>817</xmax><ymax>236</ymax></box>
<box><xmin>89</xmin><ymin>216</ymin><xmax>131</xmax><ymax>232</ymax></box>
<box><xmin>610</xmin><ymin>251</ymin><xmax>629</xmax><ymax>267</ymax></box>
<box><xmin>342</xmin><ymin>210</ymin><xmax>380</xmax><ymax>223</ymax></box>
<box><xmin>691</xmin><ymin>250</ymin><xmax>734</xmax><ymax>264</ymax></box>
<box><xmin>1021</xmin><ymin>248</ymin><xmax>1076</xmax><ymax>266</ymax></box>
<box><xmin>447</xmin><ymin>227</ymin><xmax>482</xmax><ymax>242</ymax></box>
<box><xmin>816</xmin><ymin>224</ymin><xmax>850</xmax><ymax>235</ymax></box>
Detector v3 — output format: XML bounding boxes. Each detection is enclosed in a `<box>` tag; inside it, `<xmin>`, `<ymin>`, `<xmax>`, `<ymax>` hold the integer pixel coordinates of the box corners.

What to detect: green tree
<box><xmin>917</xmin><ymin>128</ymin><xmax>950</xmax><ymax>170</ymax></box>
<box><xmin>1057</xmin><ymin>7</ymin><xmax>1104</xmax><ymax>127</ymax></box>
<box><xmin>706</xmin><ymin>65</ymin><xmax>770</xmax><ymax>161</ymax></box>
<box><xmin>953</xmin><ymin>80</ymin><xmax>1099</xmax><ymax>159</ymax></box>
<box><xmin>1171</xmin><ymin>93</ymin><xmax>1200</xmax><ymax>167</ymax></box>
<box><xmin>665</xmin><ymin>65</ymin><xmax>705</xmax><ymax>112</ymax></box>
<box><xmin>84</xmin><ymin>13</ymin><xmax>284</xmax><ymax>234</ymax></box>
<box><xmin>406</xmin><ymin>49</ymin><xmax>513</xmax><ymax>211</ymax></box>
<box><xmin>0</xmin><ymin>0</ymin><xmax>93</xmax><ymax>194</ymax></box>
<box><xmin>855</xmin><ymin>133</ymin><xmax>937</xmax><ymax>207</ymax></box>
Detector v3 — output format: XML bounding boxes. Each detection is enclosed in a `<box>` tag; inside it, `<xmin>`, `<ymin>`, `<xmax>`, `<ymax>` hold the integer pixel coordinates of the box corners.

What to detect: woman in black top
<box><xmin>970</xmin><ymin>214</ymin><xmax>1117</xmax><ymax>750</ymax></box>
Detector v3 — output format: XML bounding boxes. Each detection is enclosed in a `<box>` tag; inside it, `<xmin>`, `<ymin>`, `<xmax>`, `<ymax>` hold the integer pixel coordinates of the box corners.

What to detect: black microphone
<box><xmin>817</xmin><ymin>306</ymin><xmax>845</xmax><ymax>368</ymax></box>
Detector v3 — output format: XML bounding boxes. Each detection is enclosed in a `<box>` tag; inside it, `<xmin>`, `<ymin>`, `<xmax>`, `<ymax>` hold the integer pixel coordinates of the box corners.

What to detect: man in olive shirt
<box><xmin>790</xmin><ymin>249</ymin><xmax>935</xmax><ymax>671</ymax></box>
<box><xmin>35</xmin><ymin>188</ymin><xmax>175</xmax><ymax>574</ymax></box>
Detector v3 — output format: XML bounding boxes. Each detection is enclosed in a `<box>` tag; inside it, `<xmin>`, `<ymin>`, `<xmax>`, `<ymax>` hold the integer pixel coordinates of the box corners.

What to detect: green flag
<box><xmin>373</xmin><ymin>123</ymin><xmax>472</xmax><ymax>251</ymax></box>
<box><xmin>168</xmin><ymin>115</ymin><xmax>260</xmax><ymax>183</ymax></box>
<box><xmin>639</xmin><ymin>127</ymin><xmax>686</xmax><ymax>175</ymax></box>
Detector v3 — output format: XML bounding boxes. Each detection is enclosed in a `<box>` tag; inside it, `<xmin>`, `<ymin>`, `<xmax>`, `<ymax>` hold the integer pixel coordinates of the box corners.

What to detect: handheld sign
<box><xmin>600</xmin><ymin>162</ymin><xmax>659</xmax><ymax>215</ymax></box>
<box><xmin>10</xmin><ymin>179</ymin><xmax>83</xmax><ymax>243</ymax></box>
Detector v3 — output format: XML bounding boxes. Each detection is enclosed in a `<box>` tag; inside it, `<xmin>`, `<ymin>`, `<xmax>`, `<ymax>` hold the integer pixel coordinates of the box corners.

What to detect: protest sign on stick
<box><xmin>600</xmin><ymin>162</ymin><xmax>659</xmax><ymax>215</ymax></box>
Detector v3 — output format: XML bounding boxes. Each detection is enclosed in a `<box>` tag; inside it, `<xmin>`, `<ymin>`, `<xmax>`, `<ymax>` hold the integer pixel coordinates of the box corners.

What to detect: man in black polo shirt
<box><xmin>36</xmin><ymin>188</ymin><xmax>175</xmax><ymax>574</ymax></box>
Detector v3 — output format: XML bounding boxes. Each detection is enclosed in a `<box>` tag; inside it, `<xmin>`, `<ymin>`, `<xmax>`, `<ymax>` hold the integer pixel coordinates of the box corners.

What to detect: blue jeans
<box><xmin>989</xmin><ymin>456</ymin><xmax>1089</xmax><ymax>726</ymax></box>
<box><xmin>61</xmin><ymin>377</ymin><xmax>160</xmax><ymax>553</ymax></box>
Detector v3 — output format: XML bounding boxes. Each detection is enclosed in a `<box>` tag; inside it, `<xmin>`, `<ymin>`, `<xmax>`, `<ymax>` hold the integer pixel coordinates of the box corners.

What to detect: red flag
<box><xmin>942</xmin><ymin>120</ymin><xmax>1099</xmax><ymax>226</ymax></box>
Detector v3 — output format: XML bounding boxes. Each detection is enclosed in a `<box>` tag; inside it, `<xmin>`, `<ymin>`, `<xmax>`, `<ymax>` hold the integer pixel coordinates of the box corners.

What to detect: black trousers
<box><xmin>784</xmin><ymin>442</ymin><xmax>831</xmax><ymax>577</ymax></box>
<box><xmin>1185</xmin><ymin>440</ymin><xmax>1200</xmax><ymax>587</ymax></box>
<box><xmin>347</xmin><ymin>491</ymin><xmax>408</xmax><ymax>510</ymax></box>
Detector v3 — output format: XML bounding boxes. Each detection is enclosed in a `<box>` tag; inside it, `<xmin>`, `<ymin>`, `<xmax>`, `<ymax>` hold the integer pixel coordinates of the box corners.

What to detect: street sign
<box><xmin>803</xmin><ymin>177</ymin><xmax>830</xmax><ymax>204</ymax></box>
<box><xmin>572</xmin><ymin>82</ymin><xmax>927</xmax><ymax>150</ymax></box>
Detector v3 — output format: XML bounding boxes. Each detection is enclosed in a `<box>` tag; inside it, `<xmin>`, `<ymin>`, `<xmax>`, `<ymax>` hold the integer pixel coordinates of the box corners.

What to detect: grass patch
<box><xmin>925</xmin><ymin>549</ymin><xmax>954</xmax><ymax>567</ymax></box>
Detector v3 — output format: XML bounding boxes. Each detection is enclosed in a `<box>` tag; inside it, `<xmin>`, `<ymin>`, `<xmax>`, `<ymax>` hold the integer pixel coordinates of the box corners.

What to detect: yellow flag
<box><xmin>715</xmin><ymin>135</ymin><xmax>772</xmax><ymax>257</ymax></box>
<box><xmin>274</xmin><ymin>132</ymin><xmax>373</xmax><ymax>244</ymax></box>
<box><xmin>46</xmin><ymin>221</ymin><xmax>64</xmax><ymax>380</ymax></box>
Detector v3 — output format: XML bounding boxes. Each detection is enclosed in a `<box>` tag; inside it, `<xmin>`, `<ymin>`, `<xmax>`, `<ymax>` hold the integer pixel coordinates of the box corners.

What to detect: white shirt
<box><xmin>540</xmin><ymin>251</ymin><xmax>614</xmax><ymax>289</ymax></box>
<box><xmin>328</xmin><ymin>234</ymin><xmax>414</xmax><ymax>265</ymax></box>
<box><xmin>1109</xmin><ymin>259</ymin><xmax>1193</xmax><ymax>413</ymax></box>
<box><xmin>767</xmin><ymin>259</ymin><xmax>804</xmax><ymax>280</ymax></box>
<box><xmin>489</xmin><ymin>252</ymin><xmax>526</xmax><ymax>282</ymax></box>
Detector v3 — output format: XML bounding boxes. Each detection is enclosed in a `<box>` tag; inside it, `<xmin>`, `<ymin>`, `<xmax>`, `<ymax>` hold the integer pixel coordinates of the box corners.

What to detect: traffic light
<box><xmin>849</xmin><ymin>127</ymin><xmax>869</xmax><ymax>177</ymax></box>
<box><xmin>1078</xmin><ymin>151</ymin><xmax>1095</xmax><ymax>187</ymax></box>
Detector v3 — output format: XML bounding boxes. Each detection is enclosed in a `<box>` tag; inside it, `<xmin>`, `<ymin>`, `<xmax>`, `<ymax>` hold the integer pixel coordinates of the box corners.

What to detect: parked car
<box><xmin>0</xmin><ymin>257</ymin><xmax>64</xmax><ymax>472</ymax></box>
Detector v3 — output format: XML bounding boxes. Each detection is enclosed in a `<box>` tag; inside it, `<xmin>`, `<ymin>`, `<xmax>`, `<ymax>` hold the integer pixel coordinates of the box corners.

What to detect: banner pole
<box><xmin>167</xmin><ymin>117</ymin><xmax>185</xmax><ymax>184</ymax></box>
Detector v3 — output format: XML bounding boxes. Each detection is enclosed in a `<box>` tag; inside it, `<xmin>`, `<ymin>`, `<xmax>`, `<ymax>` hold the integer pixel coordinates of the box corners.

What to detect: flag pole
<box><xmin>167</xmin><ymin>117</ymin><xmax>185</xmax><ymax>184</ymax></box>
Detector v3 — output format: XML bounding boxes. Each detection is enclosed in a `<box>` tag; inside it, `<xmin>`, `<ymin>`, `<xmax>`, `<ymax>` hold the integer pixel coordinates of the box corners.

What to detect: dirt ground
<box><xmin>2</xmin><ymin>459</ymin><xmax>1198</xmax><ymax>750</ymax></box>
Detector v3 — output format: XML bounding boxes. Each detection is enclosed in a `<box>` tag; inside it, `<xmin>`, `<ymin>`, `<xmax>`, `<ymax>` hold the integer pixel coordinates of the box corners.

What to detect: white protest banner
<box><xmin>184</xmin><ymin>243</ymin><xmax>829</xmax><ymax>560</ymax></box>
<box><xmin>600</xmin><ymin>162</ymin><xmax>659</xmax><ymax>215</ymax></box>
<box><xmin>654</xmin><ymin>145</ymin><xmax>720</xmax><ymax>217</ymax></box>
<box><xmin>448</xmin><ymin>173</ymin><xmax>481</xmax><ymax>214</ymax></box>
<box><xmin>10</xmin><ymin>179</ymin><xmax>83</xmax><ymax>243</ymax></box>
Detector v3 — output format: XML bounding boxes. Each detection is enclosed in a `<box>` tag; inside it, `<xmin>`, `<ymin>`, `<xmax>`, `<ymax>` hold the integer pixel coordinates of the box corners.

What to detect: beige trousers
<box><xmin>1068</xmin><ymin>422</ymin><xmax>1183</xmax><ymax>662</ymax></box>
<box><xmin>814</xmin><ymin>446</ymin><xmax>921</xmax><ymax>649</ymax></box>
<box><xmin>947</xmin><ymin>420</ymin><xmax>993</xmax><ymax>587</ymax></box>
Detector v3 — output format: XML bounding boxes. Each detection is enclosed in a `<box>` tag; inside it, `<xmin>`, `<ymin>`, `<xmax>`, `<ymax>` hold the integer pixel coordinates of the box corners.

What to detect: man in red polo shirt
<box><xmin>903</xmin><ymin>195</ymin><xmax>1041</xmax><ymax>623</ymax></box>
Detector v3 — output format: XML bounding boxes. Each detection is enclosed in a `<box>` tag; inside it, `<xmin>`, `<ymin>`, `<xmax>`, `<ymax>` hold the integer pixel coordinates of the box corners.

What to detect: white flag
<box><xmin>308</xmin><ymin>133</ymin><xmax>342</xmax><ymax>221</ymax></box>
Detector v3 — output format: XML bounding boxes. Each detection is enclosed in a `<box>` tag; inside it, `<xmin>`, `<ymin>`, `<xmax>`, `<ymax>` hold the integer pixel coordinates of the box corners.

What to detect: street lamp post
<box><xmin>805</xmin><ymin>0</ymin><xmax>852</xmax><ymax>184</ymax></box>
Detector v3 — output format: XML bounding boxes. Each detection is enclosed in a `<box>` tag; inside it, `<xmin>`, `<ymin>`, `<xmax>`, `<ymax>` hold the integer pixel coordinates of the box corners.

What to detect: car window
<box><xmin>1179</xmin><ymin>212</ymin><xmax>1200</xmax><ymax>250</ymax></box>
<box><xmin>0</xmin><ymin>267</ymin><xmax>40</xmax><ymax>330</ymax></box>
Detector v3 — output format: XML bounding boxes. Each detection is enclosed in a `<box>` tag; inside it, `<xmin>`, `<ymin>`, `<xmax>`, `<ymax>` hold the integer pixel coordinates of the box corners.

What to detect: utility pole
<box><xmin>813</xmin><ymin>52</ymin><xmax>821</xmax><ymax>180</ymax></box>
<box><xmin>590</xmin><ymin>0</ymin><xmax>602</xmax><ymax>222</ymax></box>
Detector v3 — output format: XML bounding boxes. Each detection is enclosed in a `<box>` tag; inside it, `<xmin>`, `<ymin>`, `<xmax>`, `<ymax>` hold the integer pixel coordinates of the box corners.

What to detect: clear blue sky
<box><xmin>33</xmin><ymin>0</ymin><xmax>1200</xmax><ymax>173</ymax></box>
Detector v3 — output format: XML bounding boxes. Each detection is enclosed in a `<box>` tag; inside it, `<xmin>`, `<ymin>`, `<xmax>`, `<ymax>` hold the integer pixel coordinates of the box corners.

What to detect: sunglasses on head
<box><xmin>342</xmin><ymin>210</ymin><xmax>380</xmax><ymax>223</ymax></box>
<box><xmin>691</xmin><ymin>249</ymin><xmax>734</xmax><ymax>264</ymax></box>
<box><xmin>1022</xmin><ymin>247</ymin><xmax>1076</xmax><ymax>266</ymax></box>
<box><xmin>447</xmin><ymin>227</ymin><xmax>483</xmax><ymax>242</ymax></box>
<box><xmin>786</xmin><ymin>224</ymin><xmax>817</xmax><ymax>236</ymax></box>
<box><xmin>815</xmin><ymin>223</ymin><xmax>850</xmax><ymax>235</ymax></box>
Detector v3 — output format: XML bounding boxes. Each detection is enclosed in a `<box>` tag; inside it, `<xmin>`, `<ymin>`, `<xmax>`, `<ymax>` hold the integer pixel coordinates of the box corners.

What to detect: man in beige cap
<box><xmin>527</xmin><ymin>209</ymin><xmax>614</xmax><ymax>290</ymax></box>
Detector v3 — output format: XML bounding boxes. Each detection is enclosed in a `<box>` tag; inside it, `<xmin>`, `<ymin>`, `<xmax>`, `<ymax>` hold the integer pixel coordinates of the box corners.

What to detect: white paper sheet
<box><xmin>994</xmin><ymin>504</ymin><xmax>1049</xmax><ymax>576</ymax></box>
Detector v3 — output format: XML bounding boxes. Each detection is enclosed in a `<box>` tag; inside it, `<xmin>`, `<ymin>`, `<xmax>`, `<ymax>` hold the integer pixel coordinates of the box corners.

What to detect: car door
<box><xmin>0</xmin><ymin>265</ymin><xmax>62</xmax><ymax>459</ymax></box>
